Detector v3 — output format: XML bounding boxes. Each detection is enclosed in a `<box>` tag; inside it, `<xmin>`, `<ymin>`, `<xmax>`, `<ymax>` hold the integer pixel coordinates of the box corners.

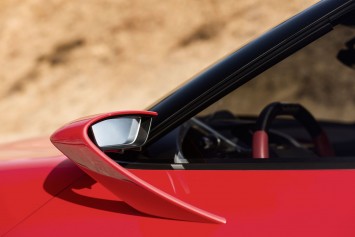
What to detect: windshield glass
<box><xmin>200</xmin><ymin>24</ymin><xmax>355</xmax><ymax>122</ymax></box>
<box><xmin>172</xmin><ymin>23</ymin><xmax>355</xmax><ymax>162</ymax></box>
<box><xmin>111</xmin><ymin>8</ymin><xmax>355</xmax><ymax>168</ymax></box>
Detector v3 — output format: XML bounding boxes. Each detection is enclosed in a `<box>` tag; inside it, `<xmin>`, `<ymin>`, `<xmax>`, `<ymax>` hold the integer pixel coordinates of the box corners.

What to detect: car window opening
<box><xmin>106</xmin><ymin>15</ymin><xmax>355</xmax><ymax>170</ymax></box>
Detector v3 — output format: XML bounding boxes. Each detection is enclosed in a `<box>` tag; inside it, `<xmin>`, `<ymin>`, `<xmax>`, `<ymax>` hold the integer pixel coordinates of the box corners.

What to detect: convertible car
<box><xmin>2</xmin><ymin>0</ymin><xmax>355</xmax><ymax>236</ymax></box>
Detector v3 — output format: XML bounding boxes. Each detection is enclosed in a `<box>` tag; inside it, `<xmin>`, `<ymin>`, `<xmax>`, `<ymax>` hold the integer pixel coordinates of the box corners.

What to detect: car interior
<box><xmin>178</xmin><ymin>19</ymin><xmax>355</xmax><ymax>163</ymax></box>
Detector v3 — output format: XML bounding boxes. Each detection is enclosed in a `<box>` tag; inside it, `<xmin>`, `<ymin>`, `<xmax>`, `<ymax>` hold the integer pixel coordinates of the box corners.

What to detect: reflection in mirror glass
<box><xmin>91</xmin><ymin>117</ymin><xmax>141</xmax><ymax>148</ymax></box>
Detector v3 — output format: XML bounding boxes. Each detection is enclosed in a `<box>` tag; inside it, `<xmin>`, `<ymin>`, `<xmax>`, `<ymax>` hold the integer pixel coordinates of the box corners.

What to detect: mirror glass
<box><xmin>90</xmin><ymin>116</ymin><xmax>152</xmax><ymax>150</ymax></box>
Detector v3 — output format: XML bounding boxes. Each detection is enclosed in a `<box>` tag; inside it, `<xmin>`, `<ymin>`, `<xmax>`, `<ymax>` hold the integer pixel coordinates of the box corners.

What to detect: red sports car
<box><xmin>2</xmin><ymin>0</ymin><xmax>355</xmax><ymax>236</ymax></box>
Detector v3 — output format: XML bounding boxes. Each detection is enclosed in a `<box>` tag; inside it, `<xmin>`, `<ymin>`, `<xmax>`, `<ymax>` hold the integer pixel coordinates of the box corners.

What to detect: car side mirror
<box><xmin>51</xmin><ymin>110</ymin><xmax>225</xmax><ymax>224</ymax></box>
<box><xmin>90</xmin><ymin>116</ymin><xmax>152</xmax><ymax>151</ymax></box>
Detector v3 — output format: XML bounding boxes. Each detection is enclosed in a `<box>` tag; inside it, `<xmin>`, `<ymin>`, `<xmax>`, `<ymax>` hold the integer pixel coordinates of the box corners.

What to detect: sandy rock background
<box><xmin>0</xmin><ymin>0</ymin><xmax>317</xmax><ymax>143</ymax></box>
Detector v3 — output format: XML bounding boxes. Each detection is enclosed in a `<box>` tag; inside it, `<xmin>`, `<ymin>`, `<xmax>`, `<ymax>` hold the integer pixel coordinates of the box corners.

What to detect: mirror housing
<box><xmin>51</xmin><ymin>110</ymin><xmax>225</xmax><ymax>224</ymax></box>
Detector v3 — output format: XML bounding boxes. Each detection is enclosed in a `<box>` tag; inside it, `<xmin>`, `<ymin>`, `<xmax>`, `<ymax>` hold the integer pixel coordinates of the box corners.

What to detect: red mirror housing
<box><xmin>50</xmin><ymin>110</ymin><xmax>226</xmax><ymax>224</ymax></box>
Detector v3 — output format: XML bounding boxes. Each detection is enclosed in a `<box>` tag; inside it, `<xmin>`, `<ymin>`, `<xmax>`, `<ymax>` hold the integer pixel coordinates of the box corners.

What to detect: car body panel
<box><xmin>0</xmin><ymin>156</ymin><xmax>84</xmax><ymax>236</ymax></box>
<box><xmin>5</xmin><ymin>168</ymin><xmax>355</xmax><ymax>236</ymax></box>
<box><xmin>0</xmin><ymin>137</ymin><xmax>62</xmax><ymax>161</ymax></box>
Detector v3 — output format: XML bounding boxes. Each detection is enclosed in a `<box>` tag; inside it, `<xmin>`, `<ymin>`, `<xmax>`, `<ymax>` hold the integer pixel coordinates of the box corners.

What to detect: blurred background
<box><xmin>0</xmin><ymin>0</ymin><xmax>317</xmax><ymax>143</ymax></box>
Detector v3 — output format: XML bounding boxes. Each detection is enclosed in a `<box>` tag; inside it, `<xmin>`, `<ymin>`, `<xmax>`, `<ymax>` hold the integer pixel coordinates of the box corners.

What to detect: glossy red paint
<box><xmin>50</xmin><ymin>110</ymin><xmax>226</xmax><ymax>224</ymax></box>
<box><xmin>0</xmin><ymin>137</ymin><xmax>61</xmax><ymax>161</ymax></box>
<box><xmin>2</xmin><ymin>2</ymin><xmax>355</xmax><ymax>233</ymax></box>
<box><xmin>0</xmin><ymin>155</ymin><xmax>84</xmax><ymax>236</ymax></box>
<box><xmin>5</xmin><ymin>168</ymin><xmax>355</xmax><ymax>236</ymax></box>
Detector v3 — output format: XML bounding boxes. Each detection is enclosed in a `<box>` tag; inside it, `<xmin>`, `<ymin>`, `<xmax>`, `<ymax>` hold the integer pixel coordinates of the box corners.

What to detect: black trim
<box><xmin>123</xmin><ymin>158</ymin><xmax>355</xmax><ymax>170</ymax></box>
